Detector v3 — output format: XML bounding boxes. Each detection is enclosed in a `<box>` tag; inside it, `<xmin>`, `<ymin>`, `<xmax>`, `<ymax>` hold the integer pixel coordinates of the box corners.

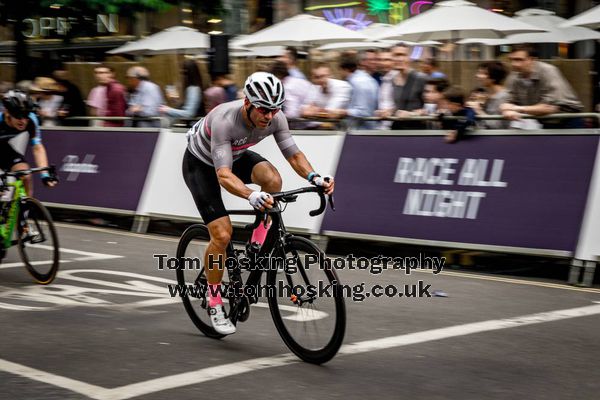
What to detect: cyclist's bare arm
<box><xmin>32</xmin><ymin>144</ymin><xmax>49</xmax><ymax>169</ymax></box>
<box><xmin>216</xmin><ymin>167</ymin><xmax>253</xmax><ymax>199</ymax></box>
<box><xmin>216</xmin><ymin>167</ymin><xmax>274</xmax><ymax>209</ymax></box>
<box><xmin>286</xmin><ymin>151</ymin><xmax>335</xmax><ymax>195</ymax></box>
<box><xmin>286</xmin><ymin>151</ymin><xmax>315</xmax><ymax>180</ymax></box>
<box><xmin>32</xmin><ymin>144</ymin><xmax>56</xmax><ymax>188</ymax></box>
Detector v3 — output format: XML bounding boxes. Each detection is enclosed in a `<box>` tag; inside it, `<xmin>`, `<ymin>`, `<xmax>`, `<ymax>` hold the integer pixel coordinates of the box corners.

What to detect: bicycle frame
<box><xmin>0</xmin><ymin>178</ymin><xmax>26</xmax><ymax>250</ymax></box>
<box><xmin>224</xmin><ymin>184</ymin><xmax>332</xmax><ymax>322</ymax></box>
<box><xmin>222</xmin><ymin>208</ymin><xmax>286</xmax><ymax>321</ymax></box>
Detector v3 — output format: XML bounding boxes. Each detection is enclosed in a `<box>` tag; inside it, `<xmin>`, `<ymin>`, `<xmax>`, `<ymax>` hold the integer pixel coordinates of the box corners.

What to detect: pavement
<box><xmin>1</xmin><ymin>222</ymin><xmax>599</xmax><ymax>400</ymax></box>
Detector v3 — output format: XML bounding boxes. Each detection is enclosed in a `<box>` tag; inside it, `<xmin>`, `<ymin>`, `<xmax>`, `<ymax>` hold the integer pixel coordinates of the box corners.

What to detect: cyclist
<box><xmin>0</xmin><ymin>90</ymin><xmax>57</xmax><ymax>194</ymax></box>
<box><xmin>183</xmin><ymin>72</ymin><xmax>334</xmax><ymax>335</ymax></box>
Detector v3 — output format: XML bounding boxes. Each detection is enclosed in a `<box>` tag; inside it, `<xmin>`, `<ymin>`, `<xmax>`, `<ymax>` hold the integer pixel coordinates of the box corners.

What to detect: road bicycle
<box><xmin>0</xmin><ymin>166</ymin><xmax>60</xmax><ymax>284</ymax></box>
<box><xmin>176</xmin><ymin>185</ymin><xmax>346</xmax><ymax>364</ymax></box>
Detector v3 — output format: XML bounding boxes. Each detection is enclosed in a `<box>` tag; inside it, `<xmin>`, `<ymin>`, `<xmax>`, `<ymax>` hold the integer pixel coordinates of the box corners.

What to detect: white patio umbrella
<box><xmin>229</xmin><ymin>35</ymin><xmax>281</xmax><ymax>57</ymax></box>
<box><xmin>361</xmin><ymin>23</ymin><xmax>395</xmax><ymax>39</ymax></box>
<box><xmin>316</xmin><ymin>41</ymin><xmax>394</xmax><ymax>51</ymax></box>
<box><xmin>233</xmin><ymin>14</ymin><xmax>369</xmax><ymax>48</ymax></box>
<box><xmin>561</xmin><ymin>4</ymin><xmax>600</xmax><ymax>29</ymax></box>
<box><xmin>497</xmin><ymin>9</ymin><xmax>600</xmax><ymax>44</ymax></box>
<box><xmin>457</xmin><ymin>38</ymin><xmax>509</xmax><ymax>46</ymax></box>
<box><xmin>458</xmin><ymin>8</ymin><xmax>600</xmax><ymax>48</ymax></box>
<box><xmin>107</xmin><ymin>40</ymin><xmax>147</xmax><ymax>55</ymax></box>
<box><xmin>107</xmin><ymin>26</ymin><xmax>210</xmax><ymax>55</ymax></box>
<box><xmin>316</xmin><ymin>22</ymin><xmax>440</xmax><ymax>51</ymax></box>
<box><xmin>316</xmin><ymin>39</ymin><xmax>440</xmax><ymax>51</ymax></box>
<box><xmin>374</xmin><ymin>0</ymin><xmax>547</xmax><ymax>43</ymax></box>
<box><xmin>230</xmin><ymin>46</ymin><xmax>286</xmax><ymax>58</ymax></box>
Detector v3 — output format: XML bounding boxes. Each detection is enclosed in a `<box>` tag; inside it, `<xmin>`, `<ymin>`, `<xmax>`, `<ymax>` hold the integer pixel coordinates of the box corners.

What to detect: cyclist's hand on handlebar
<box><xmin>311</xmin><ymin>174</ymin><xmax>335</xmax><ymax>195</ymax></box>
<box><xmin>248</xmin><ymin>191</ymin><xmax>274</xmax><ymax>211</ymax></box>
<box><xmin>41</xmin><ymin>172</ymin><xmax>58</xmax><ymax>188</ymax></box>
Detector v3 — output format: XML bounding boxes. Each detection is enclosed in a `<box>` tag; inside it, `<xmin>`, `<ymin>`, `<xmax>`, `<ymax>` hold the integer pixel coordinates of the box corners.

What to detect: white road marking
<box><xmin>0</xmin><ymin>268</ymin><xmax>328</xmax><ymax>321</ymax></box>
<box><xmin>0</xmin><ymin>246</ymin><xmax>122</xmax><ymax>270</ymax></box>
<box><xmin>98</xmin><ymin>354</ymin><xmax>299</xmax><ymax>400</ymax></box>
<box><xmin>413</xmin><ymin>268</ymin><xmax>600</xmax><ymax>294</ymax></box>
<box><xmin>0</xmin><ymin>358</ymin><xmax>110</xmax><ymax>399</ymax></box>
<box><xmin>0</xmin><ymin>260</ymin><xmax>73</xmax><ymax>269</ymax></box>
<box><xmin>53</xmin><ymin>222</ymin><xmax>600</xmax><ymax>294</ymax></box>
<box><xmin>2</xmin><ymin>303</ymin><xmax>599</xmax><ymax>400</ymax></box>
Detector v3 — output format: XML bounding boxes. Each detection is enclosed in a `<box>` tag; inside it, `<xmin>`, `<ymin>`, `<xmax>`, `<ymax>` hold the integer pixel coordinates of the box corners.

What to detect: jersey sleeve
<box><xmin>272</xmin><ymin>114</ymin><xmax>300</xmax><ymax>158</ymax></box>
<box><xmin>28</xmin><ymin>112</ymin><xmax>42</xmax><ymax>145</ymax></box>
<box><xmin>209</xmin><ymin>118</ymin><xmax>234</xmax><ymax>171</ymax></box>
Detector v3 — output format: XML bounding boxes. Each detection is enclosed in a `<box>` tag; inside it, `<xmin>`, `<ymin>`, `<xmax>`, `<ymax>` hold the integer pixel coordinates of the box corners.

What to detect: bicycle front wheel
<box><xmin>267</xmin><ymin>236</ymin><xmax>346</xmax><ymax>364</ymax></box>
<box><xmin>18</xmin><ymin>198</ymin><xmax>60</xmax><ymax>284</ymax></box>
<box><xmin>176</xmin><ymin>224</ymin><xmax>225</xmax><ymax>339</ymax></box>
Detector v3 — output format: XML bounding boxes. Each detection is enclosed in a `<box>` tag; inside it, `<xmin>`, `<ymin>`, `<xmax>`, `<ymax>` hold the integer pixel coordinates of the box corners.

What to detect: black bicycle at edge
<box><xmin>175</xmin><ymin>185</ymin><xmax>346</xmax><ymax>364</ymax></box>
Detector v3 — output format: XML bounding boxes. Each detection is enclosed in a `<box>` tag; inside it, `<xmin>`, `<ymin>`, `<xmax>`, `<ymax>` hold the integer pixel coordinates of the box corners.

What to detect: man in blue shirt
<box><xmin>126</xmin><ymin>66</ymin><xmax>164</xmax><ymax>128</ymax></box>
<box><xmin>331</xmin><ymin>52</ymin><xmax>379</xmax><ymax>130</ymax></box>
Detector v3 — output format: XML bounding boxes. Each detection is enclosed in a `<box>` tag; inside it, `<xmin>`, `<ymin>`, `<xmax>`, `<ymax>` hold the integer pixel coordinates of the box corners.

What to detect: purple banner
<box><xmin>26</xmin><ymin>129</ymin><xmax>160</xmax><ymax>211</ymax></box>
<box><xmin>322</xmin><ymin>134</ymin><xmax>599</xmax><ymax>252</ymax></box>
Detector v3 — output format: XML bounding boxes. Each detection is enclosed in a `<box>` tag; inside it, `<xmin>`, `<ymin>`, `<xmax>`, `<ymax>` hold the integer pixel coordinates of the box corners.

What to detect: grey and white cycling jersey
<box><xmin>186</xmin><ymin>99</ymin><xmax>300</xmax><ymax>170</ymax></box>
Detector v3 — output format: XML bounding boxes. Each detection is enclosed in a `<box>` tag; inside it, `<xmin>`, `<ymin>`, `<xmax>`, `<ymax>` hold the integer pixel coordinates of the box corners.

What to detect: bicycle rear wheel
<box><xmin>176</xmin><ymin>224</ymin><xmax>226</xmax><ymax>339</ymax></box>
<box><xmin>17</xmin><ymin>198</ymin><xmax>60</xmax><ymax>284</ymax></box>
<box><xmin>267</xmin><ymin>236</ymin><xmax>346</xmax><ymax>364</ymax></box>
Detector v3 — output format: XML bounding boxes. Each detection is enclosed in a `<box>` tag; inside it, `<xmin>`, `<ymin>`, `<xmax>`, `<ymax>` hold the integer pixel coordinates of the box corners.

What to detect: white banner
<box><xmin>137</xmin><ymin>129</ymin><xmax>345</xmax><ymax>234</ymax></box>
<box><xmin>576</xmin><ymin>138</ymin><xmax>600</xmax><ymax>261</ymax></box>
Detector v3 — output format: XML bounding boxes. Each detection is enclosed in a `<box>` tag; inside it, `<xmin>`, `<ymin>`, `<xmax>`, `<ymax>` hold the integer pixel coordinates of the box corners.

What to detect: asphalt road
<box><xmin>1</xmin><ymin>223</ymin><xmax>599</xmax><ymax>400</ymax></box>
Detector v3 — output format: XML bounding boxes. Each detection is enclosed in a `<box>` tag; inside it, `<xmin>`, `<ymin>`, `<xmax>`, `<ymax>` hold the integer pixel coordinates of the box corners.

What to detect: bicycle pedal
<box><xmin>237</xmin><ymin>299</ymin><xmax>250</xmax><ymax>322</ymax></box>
<box><xmin>28</xmin><ymin>232</ymin><xmax>43</xmax><ymax>243</ymax></box>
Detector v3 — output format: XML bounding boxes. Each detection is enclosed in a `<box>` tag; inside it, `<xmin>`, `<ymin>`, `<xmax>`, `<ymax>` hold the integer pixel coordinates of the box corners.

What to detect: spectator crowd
<box><xmin>0</xmin><ymin>42</ymin><xmax>592</xmax><ymax>142</ymax></box>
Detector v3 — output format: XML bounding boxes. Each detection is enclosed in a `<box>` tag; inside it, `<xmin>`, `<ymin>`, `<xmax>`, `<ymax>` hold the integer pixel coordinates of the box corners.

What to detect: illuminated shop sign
<box><xmin>22</xmin><ymin>14</ymin><xmax>118</xmax><ymax>38</ymax></box>
<box><xmin>315</xmin><ymin>0</ymin><xmax>434</xmax><ymax>26</ymax></box>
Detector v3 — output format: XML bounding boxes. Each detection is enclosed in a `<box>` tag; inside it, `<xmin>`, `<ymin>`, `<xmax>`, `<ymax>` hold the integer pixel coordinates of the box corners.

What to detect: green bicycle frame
<box><xmin>0</xmin><ymin>179</ymin><xmax>27</xmax><ymax>249</ymax></box>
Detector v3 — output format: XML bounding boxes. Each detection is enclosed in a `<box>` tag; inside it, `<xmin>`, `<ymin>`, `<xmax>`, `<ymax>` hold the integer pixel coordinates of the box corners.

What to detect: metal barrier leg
<box><xmin>581</xmin><ymin>261</ymin><xmax>597</xmax><ymax>288</ymax></box>
<box><xmin>568</xmin><ymin>259</ymin><xmax>583</xmax><ymax>285</ymax></box>
<box><xmin>132</xmin><ymin>216</ymin><xmax>150</xmax><ymax>234</ymax></box>
<box><xmin>310</xmin><ymin>234</ymin><xmax>330</xmax><ymax>252</ymax></box>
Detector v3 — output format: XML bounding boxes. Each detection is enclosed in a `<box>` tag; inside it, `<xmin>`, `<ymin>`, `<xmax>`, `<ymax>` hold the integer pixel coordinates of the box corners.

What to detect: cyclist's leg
<box><xmin>1</xmin><ymin>143</ymin><xmax>30</xmax><ymax>195</ymax></box>
<box><xmin>182</xmin><ymin>149</ymin><xmax>236</xmax><ymax>334</ymax></box>
<box><xmin>231</xmin><ymin>150</ymin><xmax>282</xmax><ymax>192</ymax></box>
<box><xmin>251</xmin><ymin>162</ymin><xmax>283</xmax><ymax>193</ymax></box>
<box><xmin>11</xmin><ymin>162</ymin><xmax>31</xmax><ymax>196</ymax></box>
<box><xmin>204</xmin><ymin>216</ymin><xmax>232</xmax><ymax>287</ymax></box>
<box><xmin>182</xmin><ymin>148</ymin><xmax>230</xmax><ymax>285</ymax></box>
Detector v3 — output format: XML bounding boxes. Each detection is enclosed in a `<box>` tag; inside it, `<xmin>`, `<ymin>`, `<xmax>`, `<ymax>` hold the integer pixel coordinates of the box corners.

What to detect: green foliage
<box><xmin>39</xmin><ymin>0</ymin><xmax>173</xmax><ymax>14</ymax></box>
<box><xmin>36</xmin><ymin>0</ymin><xmax>225</xmax><ymax>15</ymax></box>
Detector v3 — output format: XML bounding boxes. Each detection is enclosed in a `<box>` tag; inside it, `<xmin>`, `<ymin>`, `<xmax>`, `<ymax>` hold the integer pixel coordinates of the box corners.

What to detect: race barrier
<box><xmin>22</xmin><ymin>121</ymin><xmax>600</xmax><ymax>285</ymax></box>
<box><xmin>322</xmin><ymin>130</ymin><xmax>599</xmax><ymax>259</ymax></box>
<box><xmin>135</xmin><ymin>129</ymin><xmax>345</xmax><ymax>233</ymax></box>
<box><xmin>26</xmin><ymin>127</ymin><xmax>160</xmax><ymax>213</ymax></box>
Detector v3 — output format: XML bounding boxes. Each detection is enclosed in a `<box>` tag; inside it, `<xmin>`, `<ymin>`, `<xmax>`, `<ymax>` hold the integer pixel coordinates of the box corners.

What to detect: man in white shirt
<box><xmin>270</xmin><ymin>61</ymin><xmax>313</xmax><ymax>129</ymax></box>
<box><xmin>301</xmin><ymin>63</ymin><xmax>352</xmax><ymax>124</ymax></box>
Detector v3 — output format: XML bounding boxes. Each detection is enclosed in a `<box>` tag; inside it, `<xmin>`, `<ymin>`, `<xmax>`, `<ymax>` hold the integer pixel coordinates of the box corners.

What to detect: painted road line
<box><xmin>53</xmin><ymin>223</ymin><xmax>600</xmax><ymax>294</ymax></box>
<box><xmin>0</xmin><ymin>246</ymin><xmax>122</xmax><ymax>270</ymax></box>
<box><xmin>0</xmin><ymin>358</ymin><xmax>110</xmax><ymax>399</ymax></box>
<box><xmin>414</xmin><ymin>269</ymin><xmax>600</xmax><ymax>294</ymax></box>
<box><xmin>2</xmin><ymin>303</ymin><xmax>592</xmax><ymax>400</ymax></box>
<box><xmin>98</xmin><ymin>303</ymin><xmax>600</xmax><ymax>400</ymax></box>
<box><xmin>0</xmin><ymin>260</ymin><xmax>73</xmax><ymax>269</ymax></box>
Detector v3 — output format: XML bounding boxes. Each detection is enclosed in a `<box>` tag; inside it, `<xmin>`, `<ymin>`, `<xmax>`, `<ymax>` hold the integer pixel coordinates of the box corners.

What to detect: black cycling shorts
<box><xmin>0</xmin><ymin>142</ymin><xmax>26</xmax><ymax>171</ymax></box>
<box><xmin>182</xmin><ymin>148</ymin><xmax>268</xmax><ymax>224</ymax></box>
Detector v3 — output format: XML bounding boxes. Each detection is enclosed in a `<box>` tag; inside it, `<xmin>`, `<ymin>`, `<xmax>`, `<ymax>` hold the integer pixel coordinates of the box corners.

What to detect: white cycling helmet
<box><xmin>243</xmin><ymin>72</ymin><xmax>285</xmax><ymax>109</ymax></box>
